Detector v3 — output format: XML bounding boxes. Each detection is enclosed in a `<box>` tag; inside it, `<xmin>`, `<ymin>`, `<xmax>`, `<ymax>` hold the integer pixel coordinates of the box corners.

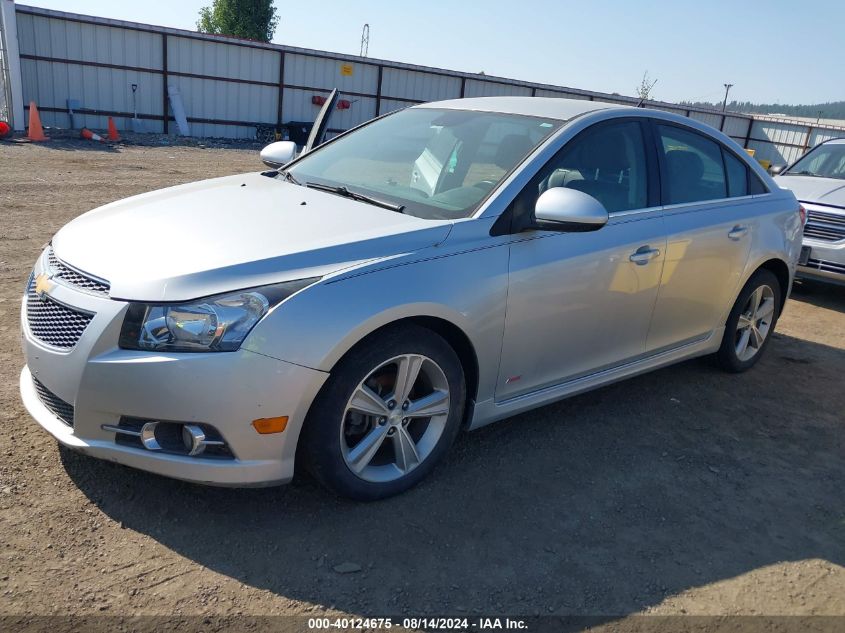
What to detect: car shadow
<box><xmin>60</xmin><ymin>332</ymin><xmax>845</xmax><ymax>618</ymax></box>
<box><xmin>790</xmin><ymin>279</ymin><xmax>845</xmax><ymax>312</ymax></box>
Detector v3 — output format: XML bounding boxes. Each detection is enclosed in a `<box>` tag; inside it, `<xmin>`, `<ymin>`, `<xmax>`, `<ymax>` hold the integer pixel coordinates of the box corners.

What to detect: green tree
<box><xmin>197</xmin><ymin>0</ymin><xmax>279</xmax><ymax>43</ymax></box>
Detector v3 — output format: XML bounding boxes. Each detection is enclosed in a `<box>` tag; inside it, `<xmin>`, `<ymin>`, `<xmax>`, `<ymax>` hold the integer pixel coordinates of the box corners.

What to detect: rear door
<box><xmin>645</xmin><ymin>122</ymin><xmax>758</xmax><ymax>351</ymax></box>
<box><xmin>496</xmin><ymin>119</ymin><xmax>667</xmax><ymax>400</ymax></box>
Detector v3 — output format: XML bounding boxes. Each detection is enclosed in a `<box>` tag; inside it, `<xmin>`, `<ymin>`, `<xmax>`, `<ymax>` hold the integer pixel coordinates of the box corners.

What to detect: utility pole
<box><xmin>722</xmin><ymin>83</ymin><xmax>734</xmax><ymax>112</ymax></box>
<box><xmin>360</xmin><ymin>24</ymin><xmax>369</xmax><ymax>58</ymax></box>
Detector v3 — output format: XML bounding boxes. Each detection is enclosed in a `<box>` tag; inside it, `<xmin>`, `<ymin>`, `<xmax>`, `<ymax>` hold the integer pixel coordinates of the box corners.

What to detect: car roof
<box><xmin>415</xmin><ymin>96</ymin><xmax>630</xmax><ymax>121</ymax></box>
<box><xmin>822</xmin><ymin>137</ymin><xmax>845</xmax><ymax>145</ymax></box>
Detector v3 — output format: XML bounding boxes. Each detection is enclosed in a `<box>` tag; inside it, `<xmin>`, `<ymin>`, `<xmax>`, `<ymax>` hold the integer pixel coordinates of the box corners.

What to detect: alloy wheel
<box><xmin>735</xmin><ymin>284</ymin><xmax>775</xmax><ymax>362</ymax></box>
<box><xmin>340</xmin><ymin>354</ymin><xmax>450</xmax><ymax>483</ymax></box>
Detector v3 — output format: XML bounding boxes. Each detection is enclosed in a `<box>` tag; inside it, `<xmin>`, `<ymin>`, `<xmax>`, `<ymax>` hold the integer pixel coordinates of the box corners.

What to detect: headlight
<box><xmin>119</xmin><ymin>279</ymin><xmax>318</xmax><ymax>352</ymax></box>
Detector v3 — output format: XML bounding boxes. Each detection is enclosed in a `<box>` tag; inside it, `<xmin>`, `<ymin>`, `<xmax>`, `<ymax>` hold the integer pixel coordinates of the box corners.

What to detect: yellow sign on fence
<box><xmin>340</xmin><ymin>63</ymin><xmax>354</xmax><ymax>76</ymax></box>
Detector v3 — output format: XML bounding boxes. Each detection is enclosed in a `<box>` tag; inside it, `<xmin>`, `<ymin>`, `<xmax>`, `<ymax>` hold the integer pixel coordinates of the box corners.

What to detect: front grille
<box><xmin>47</xmin><ymin>248</ymin><xmax>110</xmax><ymax>296</ymax></box>
<box><xmin>804</xmin><ymin>258</ymin><xmax>845</xmax><ymax>275</ymax></box>
<box><xmin>32</xmin><ymin>377</ymin><xmax>74</xmax><ymax>427</ymax></box>
<box><xmin>26</xmin><ymin>278</ymin><xmax>94</xmax><ymax>349</ymax></box>
<box><xmin>803</xmin><ymin>208</ymin><xmax>845</xmax><ymax>243</ymax></box>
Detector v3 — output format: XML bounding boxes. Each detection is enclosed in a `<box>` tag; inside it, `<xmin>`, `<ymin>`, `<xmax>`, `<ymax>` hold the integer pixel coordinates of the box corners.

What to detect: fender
<box><xmin>243</xmin><ymin>242</ymin><xmax>511</xmax><ymax>408</ymax></box>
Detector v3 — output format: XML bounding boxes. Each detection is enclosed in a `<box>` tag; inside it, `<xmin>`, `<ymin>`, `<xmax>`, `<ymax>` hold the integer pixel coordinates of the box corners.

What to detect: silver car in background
<box><xmin>20</xmin><ymin>97</ymin><xmax>802</xmax><ymax>500</ymax></box>
<box><xmin>774</xmin><ymin>137</ymin><xmax>845</xmax><ymax>285</ymax></box>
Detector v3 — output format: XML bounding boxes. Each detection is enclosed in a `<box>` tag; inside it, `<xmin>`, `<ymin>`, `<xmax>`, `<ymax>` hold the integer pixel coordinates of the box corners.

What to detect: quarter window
<box><xmin>723</xmin><ymin>150</ymin><xmax>749</xmax><ymax>197</ymax></box>
<box><xmin>657</xmin><ymin>125</ymin><xmax>727</xmax><ymax>204</ymax></box>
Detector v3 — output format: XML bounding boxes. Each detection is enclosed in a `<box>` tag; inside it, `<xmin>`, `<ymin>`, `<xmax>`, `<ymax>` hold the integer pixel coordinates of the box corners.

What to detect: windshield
<box><xmin>785</xmin><ymin>143</ymin><xmax>845</xmax><ymax>180</ymax></box>
<box><xmin>286</xmin><ymin>108</ymin><xmax>562</xmax><ymax>219</ymax></box>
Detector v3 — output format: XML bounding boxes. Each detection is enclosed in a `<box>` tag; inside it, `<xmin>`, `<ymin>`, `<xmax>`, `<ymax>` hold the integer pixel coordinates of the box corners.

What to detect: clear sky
<box><xmin>17</xmin><ymin>0</ymin><xmax>843</xmax><ymax>105</ymax></box>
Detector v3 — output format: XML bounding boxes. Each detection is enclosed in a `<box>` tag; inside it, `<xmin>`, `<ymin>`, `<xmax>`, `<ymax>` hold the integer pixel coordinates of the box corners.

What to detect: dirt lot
<box><xmin>1</xmin><ymin>140</ymin><xmax>843</xmax><ymax>626</ymax></box>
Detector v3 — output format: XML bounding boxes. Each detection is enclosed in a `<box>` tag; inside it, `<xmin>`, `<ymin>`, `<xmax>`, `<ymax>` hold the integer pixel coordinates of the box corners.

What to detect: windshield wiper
<box><xmin>788</xmin><ymin>170</ymin><xmax>822</xmax><ymax>178</ymax></box>
<box><xmin>305</xmin><ymin>182</ymin><xmax>405</xmax><ymax>213</ymax></box>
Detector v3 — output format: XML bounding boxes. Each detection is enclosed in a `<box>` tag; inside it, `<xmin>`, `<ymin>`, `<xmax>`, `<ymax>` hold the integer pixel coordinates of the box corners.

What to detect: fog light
<box><xmin>252</xmin><ymin>416</ymin><xmax>288</xmax><ymax>434</ymax></box>
<box><xmin>182</xmin><ymin>424</ymin><xmax>208</xmax><ymax>456</ymax></box>
<box><xmin>140</xmin><ymin>421</ymin><xmax>161</xmax><ymax>450</ymax></box>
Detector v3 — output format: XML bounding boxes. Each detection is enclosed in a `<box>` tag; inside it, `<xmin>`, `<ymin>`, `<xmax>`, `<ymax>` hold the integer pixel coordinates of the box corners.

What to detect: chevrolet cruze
<box><xmin>20</xmin><ymin>97</ymin><xmax>803</xmax><ymax>500</ymax></box>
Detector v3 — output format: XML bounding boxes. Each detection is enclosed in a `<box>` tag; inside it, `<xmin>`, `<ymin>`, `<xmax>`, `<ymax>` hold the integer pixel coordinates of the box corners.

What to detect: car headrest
<box><xmin>578</xmin><ymin>130</ymin><xmax>631</xmax><ymax>172</ymax></box>
<box><xmin>665</xmin><ymin>149</ymin><xmax>704</xmax><ymax>185</ymax></box>
<box><xmin>494</xmin><ymin>134</ymin><xmax>535</xmax><ymax>170</ymax></box>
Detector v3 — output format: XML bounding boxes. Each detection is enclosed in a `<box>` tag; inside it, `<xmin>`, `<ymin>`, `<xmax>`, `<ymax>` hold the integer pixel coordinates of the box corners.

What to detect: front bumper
<box><xmin>20</xmin><ymin>252</ymin><xmax>328</xmax><ymax>487</ymax></box>
<box><xmin>796</xmin><ymin>204</ymin><xmax>845</xmax><ymax>285</ymax></box>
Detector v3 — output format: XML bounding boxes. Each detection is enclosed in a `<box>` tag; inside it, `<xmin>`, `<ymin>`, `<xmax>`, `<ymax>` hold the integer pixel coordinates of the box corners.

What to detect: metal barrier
<box><xmin>7</xmin><ymin>3</ymin><xmax>845</xmax><ymax>165</ymax></box>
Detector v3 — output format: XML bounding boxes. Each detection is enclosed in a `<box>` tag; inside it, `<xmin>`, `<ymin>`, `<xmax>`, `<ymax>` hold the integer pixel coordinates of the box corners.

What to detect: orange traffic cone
<box><xmin>80</xmin><ymin>128</ymin><xmax>105</xmax><ymax>142</ymax></box>
<box><xmin>27</xmin><ymin>101</ymin><xmax>49</xmax><ymax>141</ymax></box>
<box><xmin>107</xmin><ymin>117</ymin><xmax>120</xmax><ymax>141</ymax></box>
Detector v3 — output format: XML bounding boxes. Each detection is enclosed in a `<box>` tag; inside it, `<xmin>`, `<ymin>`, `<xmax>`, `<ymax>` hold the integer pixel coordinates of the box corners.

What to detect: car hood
<box><xmin>52</xmin><ymin>172</ymin><xmax>452</xmax><ymax>301</ymax></box>
<box><xmin>775</xmin><ymin>174</ymin><xmax>845</xmax><ymax>207</ymax></box>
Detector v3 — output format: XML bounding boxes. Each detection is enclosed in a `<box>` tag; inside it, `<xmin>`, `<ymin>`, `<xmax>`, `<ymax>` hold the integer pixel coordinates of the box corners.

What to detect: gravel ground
<box><xmin>0</xmin><ymin>139</ymin><xmax>843</xmax><ymax>626</ymax></box>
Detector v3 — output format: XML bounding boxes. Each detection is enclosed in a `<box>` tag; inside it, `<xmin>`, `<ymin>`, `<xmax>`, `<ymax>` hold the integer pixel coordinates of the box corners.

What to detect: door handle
<box><xmin>629</xmin><ymin>246</ymin><xmax>661</xmax><ymax>265</ymax></box>
<box><xmin>728</xmin><ymin>225</ymin><xmax>748</xmax><ymax>240</ymax></box>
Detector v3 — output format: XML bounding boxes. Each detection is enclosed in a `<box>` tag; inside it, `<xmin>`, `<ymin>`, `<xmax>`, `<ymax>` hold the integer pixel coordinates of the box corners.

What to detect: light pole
<box><xmin>722</xmin><ymin>83</ymin><xmax>734</xmax><ymax>112</ymax></box>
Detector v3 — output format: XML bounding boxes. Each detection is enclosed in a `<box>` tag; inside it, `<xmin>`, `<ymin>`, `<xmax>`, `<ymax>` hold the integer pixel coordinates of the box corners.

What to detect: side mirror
<box><xmin>260</xmin><ymin>141</ymin><xmax>297</xmax><ymax>169</ymax></box>
<box><xmin>533</xmin><ymin>187</ymin><xmax>609</xmax><ymax>232</ymax></box>
<box><xmin>770</xmin><ymin>164</ymin><xmax>785</xmax><ymax>176</ymax></box>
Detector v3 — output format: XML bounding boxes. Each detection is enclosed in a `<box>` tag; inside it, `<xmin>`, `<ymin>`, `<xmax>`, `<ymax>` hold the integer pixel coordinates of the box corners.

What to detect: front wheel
<box><xmin>300</xmin><ymin>324</ymin><xmax>466</xmax><ymax>500</ymax></box>
<box><xmin>717</xmin><ymin>269</ymin><xmax>782</xmax><ymax>373</ymax></box>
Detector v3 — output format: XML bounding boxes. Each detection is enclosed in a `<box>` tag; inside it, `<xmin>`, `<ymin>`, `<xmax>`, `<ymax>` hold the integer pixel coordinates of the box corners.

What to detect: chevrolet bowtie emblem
<box><xmin>34</xmin><ymin>273</ymin><xmax>54</xmax><ymax>298</ymax></box>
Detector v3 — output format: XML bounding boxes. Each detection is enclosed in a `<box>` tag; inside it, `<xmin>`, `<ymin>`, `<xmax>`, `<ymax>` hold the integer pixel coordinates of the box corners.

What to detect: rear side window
<box><xmin>723</xmin><ymin>150</ymin><xmax>748</xmax><ymax>197</ymax></box>
<box><xmin>657</xmin><ymin>125</ymin><xmax>727</xmax><ymax>204</ymax></box>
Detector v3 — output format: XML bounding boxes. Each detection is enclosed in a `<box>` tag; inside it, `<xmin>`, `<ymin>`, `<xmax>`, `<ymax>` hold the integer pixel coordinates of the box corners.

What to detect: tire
<box><xmin>300</xmin><ymin>324</ymin><xmax>466</xmax><ymax>501</ymax></box>
<box><xmin>717</xmin><ymin>269</ymin><xmax>782</xmax><ymax>373</ymax></box>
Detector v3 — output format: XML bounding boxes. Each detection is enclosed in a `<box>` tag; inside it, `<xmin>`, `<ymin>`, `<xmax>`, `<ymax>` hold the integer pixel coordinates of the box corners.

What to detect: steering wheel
<box><xmin>473</xmin><ymin>180</ymin><xmax>497</xmax><ymax>192</ymax></box>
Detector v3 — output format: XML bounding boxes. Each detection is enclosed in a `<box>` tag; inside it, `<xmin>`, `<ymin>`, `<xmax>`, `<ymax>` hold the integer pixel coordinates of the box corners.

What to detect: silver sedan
<box><xmin>774</xmin><ymin>137</ymin><xmax>845</xmax><ymax>285</ymax></box>
<box><xmin>20</xmin><ymin>97</ymin><xmax>803</xmax><ymax>500</ymax></box>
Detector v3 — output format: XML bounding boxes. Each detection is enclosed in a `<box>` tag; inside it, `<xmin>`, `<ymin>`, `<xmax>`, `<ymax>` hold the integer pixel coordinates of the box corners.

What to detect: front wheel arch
<box><xmin>320</xmin><ymin>316</ymin><xmax>479</xmax><ymax>428</ymax></box>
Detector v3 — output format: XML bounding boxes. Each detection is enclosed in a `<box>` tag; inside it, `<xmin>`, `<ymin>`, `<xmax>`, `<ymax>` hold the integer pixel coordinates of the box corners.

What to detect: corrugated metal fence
<box><xmin>7</xmin><ymin>3</ymin><xmax>845</xmax><ymax>166</ymax></box>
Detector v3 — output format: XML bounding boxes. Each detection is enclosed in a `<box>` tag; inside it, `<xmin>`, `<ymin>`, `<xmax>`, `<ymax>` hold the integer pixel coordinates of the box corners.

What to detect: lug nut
<box><xmin>378</xmin><ymin>417</ymin><xmax>387</xmax><ymax>426</ymax></box>
<box><xmin>387</xmin><ymin>400</ymin><xmax>396</xmax><ymax>410</ymax></box>
<box><xmin>402</xmin><ymin>418</ymin><xmax>409</xmax><ymax>424</ymax></box>
<box><xmin>402</xmin><ymin>401</ymin><xmax>409</xmax><ymax>411</ymax></box>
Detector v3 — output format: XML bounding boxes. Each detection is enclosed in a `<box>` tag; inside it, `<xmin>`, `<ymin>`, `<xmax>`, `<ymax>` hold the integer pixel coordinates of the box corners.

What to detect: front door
<box><xmin>497</xmin><ymin>119</ymin><xmax>666</xmax><ymax>401</ymax></box>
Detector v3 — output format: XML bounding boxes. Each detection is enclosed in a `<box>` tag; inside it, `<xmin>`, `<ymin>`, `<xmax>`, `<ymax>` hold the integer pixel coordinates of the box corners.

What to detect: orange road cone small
<box><xmin>27</xmin><ymin>101</ymin><xmax>49</xmax><ymax>141</ymax></box>
<box><xmin>80</xmin><ymin>128</ymin><xmax>105</xmax><ymax>142</ymax></box>
<box><xmin>107</xmin><ymin>117</ymin><xmax>120</xmax><ymax>141</ymax></box>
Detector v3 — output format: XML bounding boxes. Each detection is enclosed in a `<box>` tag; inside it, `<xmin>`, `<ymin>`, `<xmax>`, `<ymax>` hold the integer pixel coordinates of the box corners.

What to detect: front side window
<box><xmin>536</xmin><ymin>120</ymin><xmax>649</xmax><ymax>213</ymax></box>
<box><xmin>785</xmin><ymin>143</ymin><xmax>845</xmax><ymax>180</ymax></box>
<box><xmin>286</xmin><ymin>108</ymin><xmax>561</xmax><ymax>220</ymax></box>
<box><xmin>657</xmin><ymin>125</ymin><xmax>727</xmax><ymax>204</ymax></box>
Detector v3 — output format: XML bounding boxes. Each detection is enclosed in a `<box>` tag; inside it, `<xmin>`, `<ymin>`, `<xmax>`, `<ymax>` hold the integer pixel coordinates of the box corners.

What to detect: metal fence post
<box><xmin>0</xmin><ymin>1</ymin><xmax>24</xmax><ymax>130</ymax></box>
<box><xmin>375</xmin><ymin>65</ymin><xmax>383</xmax><ymax>116</ymax></box>
<box><xmin>161</xmin><ymin>33</ymin><xmax>168</xmax><ymax>134</ymax></box>
<box><xmin>276</xmin><ymin>50</ymin><xmax>285</xmax><ymax>128</ymax></box>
